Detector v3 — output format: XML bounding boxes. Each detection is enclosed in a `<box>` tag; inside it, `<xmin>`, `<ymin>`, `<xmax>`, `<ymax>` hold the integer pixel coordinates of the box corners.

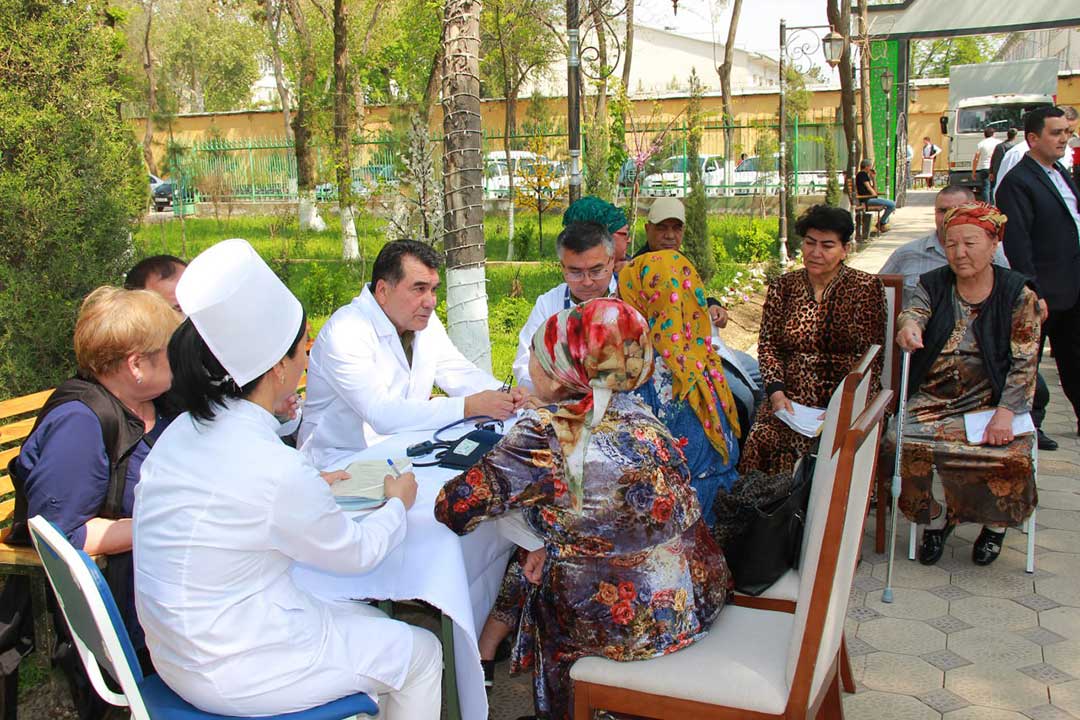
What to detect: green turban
<box><xmin>562</xmin><ymin>196</ymin><xmax>628</xmax><ymax>234</ymax></box>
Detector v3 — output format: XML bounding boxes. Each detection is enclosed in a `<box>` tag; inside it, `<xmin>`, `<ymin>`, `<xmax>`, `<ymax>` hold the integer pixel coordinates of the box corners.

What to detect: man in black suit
<box><xmin>997</xmin><ymin>106</ymin><xmax>1080</xmax><ymax>435</ymax></box>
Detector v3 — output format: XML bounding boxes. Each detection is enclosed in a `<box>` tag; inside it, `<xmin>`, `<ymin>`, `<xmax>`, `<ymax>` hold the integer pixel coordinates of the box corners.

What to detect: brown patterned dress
<box><xmin>738</xmin><ymin>264</ymin><xmax>886</xmax><ymax>476</ymax></box>
<box><xmin>887</xmin><ymin>284</ymin><xmax>1040</xmax><ymax>527</ymax></box>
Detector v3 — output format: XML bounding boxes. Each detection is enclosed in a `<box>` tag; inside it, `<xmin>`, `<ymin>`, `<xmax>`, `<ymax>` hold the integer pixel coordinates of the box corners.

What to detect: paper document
<box><xmin>775</xmin><ymin>402</ymin><xmax>826</xmax><ymax>438</ymax></box>
<box><xmin>963</xmin><ymin>410</ymin><xmax>1035</xmax><ymax>445</ymax></box>
<box><xmin>332</xmin><ymin>458</ymin><xmax>410</xmax><ymax>500</ymax></box>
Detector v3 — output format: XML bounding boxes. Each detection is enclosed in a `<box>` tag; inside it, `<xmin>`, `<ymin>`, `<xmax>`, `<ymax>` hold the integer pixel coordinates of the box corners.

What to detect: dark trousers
<box><xmin>1039</xmin><ymin>298</ymin><xmax>1080</xmax><ymax>428</ymax></box>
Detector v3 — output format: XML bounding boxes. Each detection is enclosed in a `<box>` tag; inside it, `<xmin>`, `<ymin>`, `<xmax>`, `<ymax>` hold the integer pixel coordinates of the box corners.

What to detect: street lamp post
<box><xmin>881</xmin><ymin>68</ymin><xmax>894</xmax><ymax>199</ymax></box>
<box><xmin>567</xmin><ymin>0</ymin><xmax>581</xmax><ymax>204</ymax></box>
<box><xmin>778</xmin><ymin>22</ymin><xmax>843</xmax><ymax>266</ymax></box>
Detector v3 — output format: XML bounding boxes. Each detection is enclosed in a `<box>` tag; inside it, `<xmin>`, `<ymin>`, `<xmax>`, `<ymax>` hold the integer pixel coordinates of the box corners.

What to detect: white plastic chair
<box><xmin>27</xmin><ymin>516</ymin><xmax>379</xmax><ymax>720</ymax></box>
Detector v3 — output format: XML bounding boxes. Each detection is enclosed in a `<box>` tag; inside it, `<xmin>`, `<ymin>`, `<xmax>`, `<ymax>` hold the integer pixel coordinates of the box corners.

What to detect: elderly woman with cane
<box><xmin>892</xmin><ymin>202</ymin><xmax>1040</xmax><ymax>568</ymax></box>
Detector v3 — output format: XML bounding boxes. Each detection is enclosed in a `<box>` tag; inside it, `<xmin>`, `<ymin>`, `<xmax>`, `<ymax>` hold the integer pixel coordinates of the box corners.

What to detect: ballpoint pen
<box><xmin>386</xmin><ymin>458</ymin><xmax>403</xmax><ymax>477</ymax></box>
<box><xmin>499</xmin><ymin>373</ymin><xmax>513</xmax><ymax>393</ymax></box>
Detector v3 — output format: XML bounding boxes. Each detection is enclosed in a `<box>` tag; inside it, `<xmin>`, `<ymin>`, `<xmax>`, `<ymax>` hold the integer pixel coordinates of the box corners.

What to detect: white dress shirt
<box><xmin>997</xmin><ymin>140</ymin><xmax>1075</xmax><ymax>192</ymax></box>
<box><xmin>299</xmin><ymin>286</ymin><xmax>502</xmax><ymax>468</ymax></box>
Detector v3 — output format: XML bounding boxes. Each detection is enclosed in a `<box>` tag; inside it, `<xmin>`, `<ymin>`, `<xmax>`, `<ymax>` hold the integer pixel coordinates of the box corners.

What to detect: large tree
<box><xmin>713</xmin><ymin>0</ymin><xmax>743</xmax><ymax>194</ymax></box>
<box><xmin>0</xmin><ymin>0</ymin><xmax>147</xmax><ymax>396</ymax></box>
<box><xmin>826</xmin><ymin>0</ymin><xmax>858</xmax><ymax>200</ymax></box>
<box><xmin>333</xmin><ymin>0</ymin><xmax>361</xmax><ymax>260</ymax></box>
<box><xmin>442</xmin><ymin>0</ymin><xmax>492</xmax><ymax>371</ymax></box>
<box><xmin>480</xmin><ymin>0</ymin><xmax>560</xmax><ymax>259</ymax></box>
<box><xmin>283</xmin><ymin>0</ymin><xmax>328</xmax><ymax>231</ymax></box>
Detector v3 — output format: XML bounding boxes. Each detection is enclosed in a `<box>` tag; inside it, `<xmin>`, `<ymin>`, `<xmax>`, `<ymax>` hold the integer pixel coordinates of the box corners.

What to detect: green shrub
<box><xmin>0</xmin><ymin>1</ymin><xmax>147</xmax><ymax>397</ymax></box>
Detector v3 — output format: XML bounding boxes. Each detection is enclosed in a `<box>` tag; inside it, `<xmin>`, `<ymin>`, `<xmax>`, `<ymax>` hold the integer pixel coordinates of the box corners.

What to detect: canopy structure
<box><xmin>868</xmin><ymin>0</ymin><xmax>1080</xmax><ymax>40</ymax></box>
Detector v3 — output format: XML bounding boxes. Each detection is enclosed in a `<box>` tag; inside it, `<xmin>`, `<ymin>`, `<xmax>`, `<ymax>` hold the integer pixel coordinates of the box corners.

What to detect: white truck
<box><xmin>940</xmin><ymin>58</ymin><xmax>1057</xmax><ymax>192</ymax></box>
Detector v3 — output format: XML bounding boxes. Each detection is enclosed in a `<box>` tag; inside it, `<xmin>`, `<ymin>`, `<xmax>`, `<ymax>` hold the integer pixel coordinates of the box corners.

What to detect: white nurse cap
<box><xmin>176</xmin><ymin>238</ymin><xmax>303</xmax><ymax>387</ymax></box>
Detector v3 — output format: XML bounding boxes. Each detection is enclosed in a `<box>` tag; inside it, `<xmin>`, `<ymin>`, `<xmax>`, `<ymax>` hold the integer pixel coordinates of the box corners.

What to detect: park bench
<box><xmin>846</xmin><ymin>178</ymin><xmax>884</xmax><ymax>241</ymax></box>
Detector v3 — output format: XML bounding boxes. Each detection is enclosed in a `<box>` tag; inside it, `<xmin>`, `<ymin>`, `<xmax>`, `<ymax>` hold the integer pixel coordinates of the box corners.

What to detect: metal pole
<box><xmin>884</xmin><ymin>91</ymin><xmax>891</xmax><ymax>197</ymax></box>
<box><xmin>567</xmin><ymin>0</ymin><xmax>581</xmax><ymax>204</ymax></box>
<box><xmin>778</xmin><ymin>19</ymin><xmax>788</xmax><ymax>266</ymax></box>
<box><xmin>883</xmin><ymin>350</ymin><xmax>912</xmax><ymax>604</ymax></box>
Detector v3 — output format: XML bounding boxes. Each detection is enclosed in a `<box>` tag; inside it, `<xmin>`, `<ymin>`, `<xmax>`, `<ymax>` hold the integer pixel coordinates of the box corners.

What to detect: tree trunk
<box><xmin>334</xmin><ymin>0</ymin><xmax>360</xmax><ymax>261</ymax></box>
<box><xmin>141</xmin><ymin>0</ymin><xmax>158</xmax><ymax>176</ymax></box>
<box><xmin>857</xmin><ymin>0</ymin><xmax>874</xmax><ymax>162</ymax></box>
<box><xmin>620</xmin><ymin>0</ymin><xmax>633</xmax><ymax>95</ymax></box>
<box><xmin>505</xmin><ymin>90</ymin><xmax>517</xmax><ymax>260</ymax></box>
<box><xmin>266</xmin><ymin>0</ymin><xmax>294</xmax><ymax>141</ymax></box>
<box><xmin>442</xmin><ymin>0</ymin><xmax>492</xmax><ymax>372</ymax></box>
<box><xmin>718</xmin><ymin>0</ymin><xmax>742</xmax><ymax>196</ymax></box>
<box><xmin>827</xmin><ymin>0</ymin><xmax>859</xmax><ymax>201</ymax></box>
<box><xmin>284</xmin><ymin>0</ymin><xmax>327</xmax><ymax>231</ymax></box>
<box><xmin>584</xmin><ymin>3</ymin><xmax>610</xmax><ymax>197</ymax></box>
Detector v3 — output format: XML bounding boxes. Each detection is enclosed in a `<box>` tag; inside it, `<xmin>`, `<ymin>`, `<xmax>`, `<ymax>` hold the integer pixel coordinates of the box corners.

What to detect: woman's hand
<box><xmin>983</xmin><ymin>407</ymin><xmax>1015</xmax><ymax>446</ymax></box>
<box><xmin>273</xmin><ymin>393</ymin><xmax>301</xmax><ymax>421</ymax></box>
<box><xmin>523</xmin><ymin>547</ymin><xmax>547</xmax><ymax>585</ymax></box>
<box><xmin>896</xmin><ymin>321</ymin><xmax>924</xmax><ymax>352</ymax></box>
<box><xmin>320</xmin><ymin>469</ymin><xmax>349</xmax><ymax>486</ymax></box>
<box><xmin>384</xmin><ymin>471</ymin><xmax>419</xmax><ymax>510</ymax></box>
<box><xmin>708</xmin><ymin>305</ymin><xmax>729</xmax><ymax>329</ymax></box>
<box><xmin>770</xmin><ymin>390</ymin><xmax>794</xmax><ymax>414</ymax></box>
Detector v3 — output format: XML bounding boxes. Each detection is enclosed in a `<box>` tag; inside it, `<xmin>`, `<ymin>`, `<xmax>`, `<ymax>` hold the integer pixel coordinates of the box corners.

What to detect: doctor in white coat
<box><xmin>133</xmin><ymin>239</ymin><xmax>442</xmax><ymax>718</ymax></box>
<box><xmin>299</xmin><ymin>239</ymin><xmax>526</xmax><ymax>469</ymax></box>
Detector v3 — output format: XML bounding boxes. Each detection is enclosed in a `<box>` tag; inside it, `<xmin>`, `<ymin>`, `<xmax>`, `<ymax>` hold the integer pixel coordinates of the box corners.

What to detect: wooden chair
<box><xmin>913</xmin><ymin>157</ymin><xmax>935</xmax><ymax>187</ymax></box>
<box><xmin>571</xmin><ymin>390</ymin><xmax>891</xmax><ymax>719</ymax></box>
<box><xmin>731</xmin><ymin>346</ymin><xmax>879</xmax><ymax>695</ymax></box>
<box><xmin>846</xmin><ymin>179</ymin><xmax>884</xmax><ymax>242</ymax></box>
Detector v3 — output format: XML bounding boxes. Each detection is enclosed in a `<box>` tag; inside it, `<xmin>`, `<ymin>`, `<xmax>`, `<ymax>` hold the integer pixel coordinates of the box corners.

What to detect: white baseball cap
<box><xmin>647</xmin><ymin>197</ymin><xmax>686</xmax><ymax>224</ymax></box>
<box><xmin>176</xmin><ymin>239</ymin><xmax>304</xmax><ymax>387</ymax></box>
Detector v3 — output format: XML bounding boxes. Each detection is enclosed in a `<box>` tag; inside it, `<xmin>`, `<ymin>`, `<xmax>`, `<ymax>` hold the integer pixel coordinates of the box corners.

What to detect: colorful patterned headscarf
<box><xmin>943</xmin><ymin>202</ymin><xmax>1008</xmax><ymax>242</ymax></box>
<box><xmin>531</xmin><ymin>298</ymin><xmax>653</xmax><ymax>511</ymax></box>
<box><xmin>618</xmin><ymin>250</ymin><xmax>741</xmax><ymax>462</ymax></box>
<box><xmin>562</xmin><ymin>196</ymin><xmax>629</xmax><ymax>235</ymax></box>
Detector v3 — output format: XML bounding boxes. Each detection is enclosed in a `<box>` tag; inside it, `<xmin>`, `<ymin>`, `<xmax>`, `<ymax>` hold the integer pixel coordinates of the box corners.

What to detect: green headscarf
<box><xmin>562</xmin><ymin>196</ymin><xmax>628</xmax><ymax>235</ymax></box>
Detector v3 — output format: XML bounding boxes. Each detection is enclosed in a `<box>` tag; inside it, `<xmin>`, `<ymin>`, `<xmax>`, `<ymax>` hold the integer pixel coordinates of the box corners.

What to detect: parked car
<box><xmin>152</xmin><ymin>181</ymin><xmax>194</xmax><ymax>212</ymax></box>
<box><xmin>314</xmin><ymin>177</ymin><xmax>370</xmax><ymax>202</ymax></box>
<box><xmin>484</xmin><ymin>150</ymin><xmax>537</xmax><ymax>199</ymax></box>
<box><xmin>640</xmin><ymin>154</ymin><xmax>725</xmax><ymax>197</ymax></box>
<box><xmin>733</xmin><ymin>154</ymin><xmax>780</xmax><ymax>195</ymax></box>
<box><xmin>149</xmin><ymin>173</ymin><xmax>164</xmax><ymax>193</ymax></box>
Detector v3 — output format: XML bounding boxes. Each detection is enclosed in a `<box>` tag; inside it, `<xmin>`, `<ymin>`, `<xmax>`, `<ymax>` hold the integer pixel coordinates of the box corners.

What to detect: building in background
<box><xmin>997</xmin><ymin>27</ymin><xmax>1080</xmax><ymax>72</ymax></box>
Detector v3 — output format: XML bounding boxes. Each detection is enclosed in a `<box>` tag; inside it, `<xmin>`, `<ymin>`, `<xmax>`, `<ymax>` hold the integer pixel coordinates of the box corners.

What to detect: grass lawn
<box><xmin>133</xmin><ymin>208</ymin><xmax>777</xmax><ymax>378</ymax></box>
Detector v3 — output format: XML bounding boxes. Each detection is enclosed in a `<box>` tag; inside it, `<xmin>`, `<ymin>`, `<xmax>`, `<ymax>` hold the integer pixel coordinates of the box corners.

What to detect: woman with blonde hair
<box><xmin>9</xmin><ymin>286</ymin><xmax>180</xmax><ymax>670</ymax></box>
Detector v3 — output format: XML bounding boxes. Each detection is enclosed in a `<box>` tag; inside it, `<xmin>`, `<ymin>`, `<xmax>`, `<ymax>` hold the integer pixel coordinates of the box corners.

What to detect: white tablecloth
<box><xmin>292</xmin><ymin>429</ymin><xmax>515</xmax><ymax>720</ymax></box>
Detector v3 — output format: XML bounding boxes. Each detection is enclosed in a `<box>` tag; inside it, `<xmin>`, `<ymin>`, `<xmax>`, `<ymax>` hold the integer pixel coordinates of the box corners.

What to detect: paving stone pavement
<box><xmin>486</xmin><ymin>191</ymin><xmax>1080</xmax><ymax>718</ymax></box>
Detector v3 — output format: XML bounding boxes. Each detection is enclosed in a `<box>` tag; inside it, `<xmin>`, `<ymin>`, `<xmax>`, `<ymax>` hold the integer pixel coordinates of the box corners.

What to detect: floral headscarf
<box><xmin>562</xmin><ymin>196</ymin><xmax>629</xmax><ymax>235</ymax></box>
<box><xmin>619</xmin><ymin>250</ymin><xmax>741</xmax><ymax>462</ymax></box>
<box><xmin>943</xmin><ymin>201</ymin><xmax>1008</xmax><ymax>242</ymax></box>
<box><xmin>531</xmin><ymin>298</ymin><xmax>653</xmax><ymax>511</ymax></box>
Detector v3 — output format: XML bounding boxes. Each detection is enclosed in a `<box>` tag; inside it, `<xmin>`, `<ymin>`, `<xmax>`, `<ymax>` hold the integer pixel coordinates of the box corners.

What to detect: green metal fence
<box><xmin>171</xmin><ymin>112</ymin><xmax>846</xmax><ymax>203</ymax></box>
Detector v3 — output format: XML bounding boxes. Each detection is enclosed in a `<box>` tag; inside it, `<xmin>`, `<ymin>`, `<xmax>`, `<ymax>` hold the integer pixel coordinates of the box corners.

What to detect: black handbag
<box><xmin>725</xmin><ymin>454</ymin><xmax>815</xmax><ymax>596</ymax></box>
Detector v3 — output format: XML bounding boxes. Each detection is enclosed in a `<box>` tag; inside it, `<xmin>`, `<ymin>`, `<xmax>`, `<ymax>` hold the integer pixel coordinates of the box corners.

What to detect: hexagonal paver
<box><xmin>855</xmin><ymin>574</ymin><xmax>887</xmax><ymax>592</ymax></box>
<box><xmin>950</xmin><ymin>596</ymin><xmax>1039</xmax><ymax>632</ymax></box>
<box><xmin>846</xmin><ymin>635</ymin><xmax>877</xmax><ymax>657</ymax></box>
<box><xmin>1036</xmin><ymin>553</ymin><xmax>1080</xmax><ymax>579</ymax></box>
<box><xmin>1037</xmin><ymin>576</ymin><xmax>1080</xmax><ymax>609</ymax></box>
<box><xmin>849</xmin><ymin>605</ymin><xmax>885</xmax><ymax>622</ymax></box>
<box><xmin>1050</xmin><ymin>679</ymin><xmax>1080</xmax><ymax>718</ymax></box>
<box><xmin>926</xmin><ymin>615</ymin><xmax>974</xmax><ymax>634</ymax></box>
<box><xmin>930</xmin><ymin>584</ymin><xmax>974</xmax><ymax>601</ymax></box>
<box><xmin>918</xmin><ymin>688</ymin><xmax>970</xmax><ymax>713</ymax></box>
<box><xmin>946</xmin><ymin>664</ymin><xmax>1052</xmax><ymax>711</ymax></box>
<box><xmin>951</xmin><ymin>568</ymin><xmax>1036</xmax><ymax>599</ymax></box>
<box><xmin>921</xmin><ymin>648</ymin><xmax>973</xmax><ymax>671</ymax></box>
<box><xmin>1045</xmin><ymin>641</ymin><xmax>1080</xmax><ymax>678</ymax></box>
<box><xmin>1042</xmin><ymin>607</ymin><xmax>1080</xmax><ymax>641</ymax></box>
<box><xmin>945</xmin><ymin>708</ymin><xmax>1029</xmax><ymax>720</ymax></box>
<box><xmin>842</xmin><ymin>690</ymin><xmax>940</xmax><ymax>720</ymax></box>
<box><xmin>866</xmin><ymin>588</ymin><xmax>949</xmax><ymax>620</ymax></box>
<box><xmin>857</xmin><ymin>617</ymin><xmax>946</xmax><ymax>655</ymax></box>
<box><xmin>1023</xmin><ymin>704</ymin><xmax>1079</xmax><ymax>720</ymax></box>
<box><xmin>945</xmin><ymin>708</ymin><xmax>1030</xmax><ymax>720</ymax></box>
<box><xmin>1036</xmin><ymin>492</ymin><xmax>1080</xmax><ymax>512</ymax></box>
<box><xmin>872</xmin><ymin>559</ymin><xmax>952</xmax><ymax>590</ymax></box>
<box><xmin>1028</xmin><ymin>508</ymin><xmax>1080</xmax><ymax>531</ymax></box>
<box><xmin>1018</xmin><ymin>663</ymin><xmax>1075</xmax><ymax>685</ymax></box>
<box><xmin>860</xmin><ymin>652</ymin><xmax>944</xmax><ymax>695</ymax></box>
<box><xmin>1014</xmin><ymin>593</ymin><xmax>1063</xmax><ymax>612</ymax></box>
<box><xmin>1033</xmin><ymin>529</ymin><xmax>1080</xmax><ymax>554</ymax></box>
<box><xmin>948</xmin><ymin>627</ymin><xmax>1042</xmax><ymax>669</ymax></box>
<box><xmin>1016</xmin><ymin>626</ymin><xmax>1069</xmax><ymax>648</ymax></box>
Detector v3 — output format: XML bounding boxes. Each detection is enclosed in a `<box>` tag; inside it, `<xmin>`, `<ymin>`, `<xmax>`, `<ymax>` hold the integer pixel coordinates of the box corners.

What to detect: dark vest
<box><xmin>6</xmin><ymin>375</ymin><xmax>152</xmax><ymax>547</ymax></box>
<box><xmin>907</xmin><ymin>265</ymin><xmax>1029</xmax><ymax>404</ymax></box>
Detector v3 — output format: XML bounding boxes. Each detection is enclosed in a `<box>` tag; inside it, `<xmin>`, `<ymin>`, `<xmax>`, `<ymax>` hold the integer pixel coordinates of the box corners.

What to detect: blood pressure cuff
<box><xmin>437</xmin><ymin>429</ymin><xmax>503</xmax><ymax>470</ymax></box>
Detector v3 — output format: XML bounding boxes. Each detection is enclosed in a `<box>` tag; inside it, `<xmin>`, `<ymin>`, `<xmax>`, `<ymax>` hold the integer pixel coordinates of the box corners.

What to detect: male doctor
<box><xmin>300</xmin><ymin>240</ymin><xmax>525</xmax><ymax>468</ymax></box>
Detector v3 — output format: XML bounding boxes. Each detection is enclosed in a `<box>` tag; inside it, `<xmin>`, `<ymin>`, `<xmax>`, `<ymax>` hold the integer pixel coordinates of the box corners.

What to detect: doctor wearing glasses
<box><xmin>299</xmin><ymin>240</ymin><xmax>528</xmax><ymax>469</ymax></box>
<box><xmin>511</xmin><ymin>221</ymin><xmax>619</xmax><ymax>391</ymax></box>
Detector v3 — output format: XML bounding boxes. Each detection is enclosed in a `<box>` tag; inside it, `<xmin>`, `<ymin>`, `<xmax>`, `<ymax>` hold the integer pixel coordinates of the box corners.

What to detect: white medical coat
<box><xmin>511</xmin><ymin>277</ymin><xmax>618</xmax><ymax>391</ymax></box>
<box><xmin>133</xmin><ymin>399</ymin><xmax>413</xmax><ymax>716</ymax></box>
<box><xmin>298</xmin><ymin>286</ymin><xmax>501</xmax><ymax>469</ymax></box>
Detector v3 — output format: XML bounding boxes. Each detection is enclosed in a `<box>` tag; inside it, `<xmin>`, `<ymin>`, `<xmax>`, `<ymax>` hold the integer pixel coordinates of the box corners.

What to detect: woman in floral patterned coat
<box><xmin>434</xmin><ymin>298</ymin><xmax>731</xmax><ymax>720</ymax></box>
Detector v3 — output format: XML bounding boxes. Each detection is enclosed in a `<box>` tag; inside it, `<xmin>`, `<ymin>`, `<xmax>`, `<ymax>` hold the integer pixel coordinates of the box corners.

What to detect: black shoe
<box><xmin>918</xmin><ymin>523</ymin><xmax>954</xmax><ymax>566</ymax></box>
<box><xmin>973</xmin><ymin>527</ymin><xmax>1006</xmax><ymax>566</ymax></box>
<box><xmin>482</xmin><ymin>659</ymin><xmax>495</xmax><ymax>689</ymax></box>
<box><xmin>1038</xmin><ymin>429</ymin><xmax>1059</xmax><ymax>451</ymax></box>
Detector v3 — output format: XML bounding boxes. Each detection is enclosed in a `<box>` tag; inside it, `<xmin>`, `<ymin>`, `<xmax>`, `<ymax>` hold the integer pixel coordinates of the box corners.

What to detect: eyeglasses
<box><xmin>563</xmin><ymin>266</ymin><xmax>611</xmax><ymax>282</ymax></box>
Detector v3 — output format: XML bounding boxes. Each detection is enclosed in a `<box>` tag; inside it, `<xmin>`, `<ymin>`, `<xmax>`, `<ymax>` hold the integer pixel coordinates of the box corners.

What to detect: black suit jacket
<box><xmin>996</xmin><ymin>154</ymin><xmax>1080</xmax><ymax>311</ymax></box>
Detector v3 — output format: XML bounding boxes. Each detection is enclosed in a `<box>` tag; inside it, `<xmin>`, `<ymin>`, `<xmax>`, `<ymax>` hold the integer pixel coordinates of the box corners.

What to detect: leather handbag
<box><xmin>725</xmin><ymin>453</ymin><xmax>815</xmax><ymax>596</ymax></box>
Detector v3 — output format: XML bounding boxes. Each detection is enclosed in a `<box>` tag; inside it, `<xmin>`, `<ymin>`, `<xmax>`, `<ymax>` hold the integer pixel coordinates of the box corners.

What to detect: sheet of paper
<box><xmin>775</xmin><ymin>402</ymin><xmax>826</xmax><ymax>438</ymax></box>
<box><xmin>963</xmin><ymin>410</ymin><xmax>1035</xmax><ymax>445</ymax></box>
<box><xmin>331</xmin><ymin>457</ymin><xmax>410</xmax><ymax>500</ymax></box>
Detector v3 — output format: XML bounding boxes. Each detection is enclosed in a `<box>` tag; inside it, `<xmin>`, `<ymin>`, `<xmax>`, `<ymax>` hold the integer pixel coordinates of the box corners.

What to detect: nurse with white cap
<box><xmin>132</xmin><ymin>239</ymin><xmax>442</xmax><ymax>718</ymax></box>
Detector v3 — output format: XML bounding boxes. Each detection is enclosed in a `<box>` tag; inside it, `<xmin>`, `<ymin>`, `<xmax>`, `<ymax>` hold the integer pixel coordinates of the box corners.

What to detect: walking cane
<box><xmin>882</xmin><ymin>350</ymin><xmax>912</xmax><ymax>604</ymax></box>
